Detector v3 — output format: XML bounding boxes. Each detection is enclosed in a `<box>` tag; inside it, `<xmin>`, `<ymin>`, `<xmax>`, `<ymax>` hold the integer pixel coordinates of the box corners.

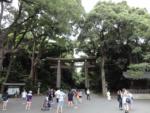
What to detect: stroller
<box><xmin>41</xmin><ymin>96</ymin><xmax>50</xmax><ymax>111</ymax></box>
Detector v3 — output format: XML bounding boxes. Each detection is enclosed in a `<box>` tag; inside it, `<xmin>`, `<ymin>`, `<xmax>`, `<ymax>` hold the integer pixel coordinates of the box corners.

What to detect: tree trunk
<box><xmin>0</xmin><ymin>1</ymin><xmax>4</xmax><ymax>28</ymax></box>
<box><xmin>1</xmin><ymin>55</ymin><xmax>13</xmax><ymax>92</ymax></box>
<box><xmin>29</xmin><ymin>39</ymin><xmax>37</xmax><ymax>83</ymax></box>
<box><xmin>0</xmin><ymin>48</ymin><xmax>4</xmax><ymax>71</ymax></box>
<box><xmin>29</xmin><ymin>56</ymin><xmax>34</xmax><ymax>80</ymax></box>
<box><xmin>101</xmin><ymin>55</ymin><xmax>107</xmax><ymax>96</ymax></box>
<box><xmin>29</xmin><ymin>57</ymin><xmax>37</xmax><ymax>83</ymax></box>
<box><xmin>0</xmin><ymin>1</ymin><xmax>4</xmax><ymax>71</ymax></box>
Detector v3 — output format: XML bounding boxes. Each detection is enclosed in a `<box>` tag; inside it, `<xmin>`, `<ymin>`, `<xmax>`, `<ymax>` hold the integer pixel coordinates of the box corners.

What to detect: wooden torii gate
<box><xmin>47</xmin><ymin>57</ymin><xmax>96</xmax><ymax>88</ymax></box>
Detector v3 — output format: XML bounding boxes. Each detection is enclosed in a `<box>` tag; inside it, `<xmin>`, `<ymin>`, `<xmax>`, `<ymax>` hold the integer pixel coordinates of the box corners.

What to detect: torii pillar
<box><xmin>56</xmin><ymin>60</ymin><xmax>61</xmax><ymax>88</ymax></box>
<box><xmin>85</xmin><ymin>60</ymin><xmax>89</xmax><ymax>88</ymax></box>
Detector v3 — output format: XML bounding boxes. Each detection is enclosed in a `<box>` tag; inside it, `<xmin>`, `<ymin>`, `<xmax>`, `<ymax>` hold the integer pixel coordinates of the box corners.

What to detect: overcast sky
<box><xmin>11</xmin><ymin>0</ymin><xmax>150</xmax><ymax>13</ymax></box>
<box><xmin>81</xmin><ymin>0</ymin><xmax>150</xmax><ymax>13</ymax></box>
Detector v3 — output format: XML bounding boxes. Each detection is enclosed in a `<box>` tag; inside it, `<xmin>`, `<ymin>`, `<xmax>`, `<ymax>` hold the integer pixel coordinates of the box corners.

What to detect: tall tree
<box><xmin>0</xmin><ymin>0</ymin><xmax>13</xmax><ymax>72</ymax></box>
<box><xmin>78</xmin><ymin>1</ymin><xmax>150</xmax><ymax>95</ymax></box>
<box><xmin>16</xmin><ymin>0</ymin><xmax>85</xmax><ymax>83</ymax></box>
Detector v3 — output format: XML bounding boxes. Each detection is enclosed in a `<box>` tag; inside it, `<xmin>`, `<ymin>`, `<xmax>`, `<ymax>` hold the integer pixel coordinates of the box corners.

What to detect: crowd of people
<box><xmin>0</xmin><ymin>88</ymin><xmax>91</xmax><ymax>113</ymax></box>
<box><xmin>42</xmin><ymin>88</ymin><xmax>90</xmax><ymax>113</ymax></box>
<box><xmin>0</xmin><ymin>88</ymin><xmax>134</xmax><ymax>113</ymax></box>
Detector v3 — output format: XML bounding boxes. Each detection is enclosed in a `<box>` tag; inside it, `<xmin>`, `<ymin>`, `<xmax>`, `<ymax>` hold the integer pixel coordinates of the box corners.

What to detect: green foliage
<box><xmin>127</xmin><ymin>70</ymin><xmax>144</xmax><ymax>78</ymax></box>
<box><xmin>77</xmin><ymin>1</ymin><xmax>150</xmax><ymax>91</ymax></box>
<box><xmin>132</xmin><ymin>47</ymin><xmax>142</xmax><ymax>54</ymax></box>
<box><xmin>72</xmin><ymin>71</ymin><xmax>85</xmax><ymax>85</ymax></box>
<box><xmin>78</xmin><ymin>1</ymin><xmax>149</xmax><ymax>55</ymax></box>
<box><xmin>24</xmin><ymin>79</ymin><xmax>37</xmax><ymax>93</ymax></box>
<box><xmin>144</xmin><ymin>52</ymin><xmax>150</xmax><ymax>61</ymax></box>
<box><xmin>128</xmin><ymin>63</ymin><xmax>150</xmax><ymax>71</ymax></box>
<box><xmin>1</xmin><ymin>0</ymin><xmax>150</xmax><ymax>92</ymax></box>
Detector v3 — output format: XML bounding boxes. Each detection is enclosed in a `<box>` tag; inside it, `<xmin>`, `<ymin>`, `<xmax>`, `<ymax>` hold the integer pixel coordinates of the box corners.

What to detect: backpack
<box><xmin>126</xmin><ymin>98</ymin><xmax>130</xmax><ymax>103</ymax></box>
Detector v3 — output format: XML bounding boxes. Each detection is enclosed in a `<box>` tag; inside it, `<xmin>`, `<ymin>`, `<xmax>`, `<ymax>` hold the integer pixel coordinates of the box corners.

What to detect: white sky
<box><xmin>81</xmin><ymin>0</ymin><xmax>150</xmax><ymax>13</ymax></box>
<box><xmin>11</xmin><ymin>0</ymin><xmax>150</xmax><ymax>13</ymax></box>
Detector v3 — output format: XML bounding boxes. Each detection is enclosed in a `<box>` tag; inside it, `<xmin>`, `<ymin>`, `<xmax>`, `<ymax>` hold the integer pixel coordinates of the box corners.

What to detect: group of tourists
<box><xmin>0</xmin><ymin>88</ymin><xmax>91</xmax><ymax>113</ymax></box>
<box><xmin>42</xmin><ymin>88</ymin><xmax>90</xmax><ymax>113</ymax></box>
<box><xmin>1</xmin><ymin>88</ymin><xmax>134</xmax><ymax>113</ymax></box>
<box><xmin>117</xmin><ymin>88</ymin><xmax>133</xmax><ymax>113</ymax></box>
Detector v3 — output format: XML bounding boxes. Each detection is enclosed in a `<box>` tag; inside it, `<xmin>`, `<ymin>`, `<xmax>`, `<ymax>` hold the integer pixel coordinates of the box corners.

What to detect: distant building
<box><xmin>123</xmin><ymin>72</ymin><xmax>150</xmax><ymax>93</ymax></box>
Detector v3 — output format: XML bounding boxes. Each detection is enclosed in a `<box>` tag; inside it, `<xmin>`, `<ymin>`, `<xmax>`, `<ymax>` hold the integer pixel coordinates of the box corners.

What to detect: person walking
<box><xmin>22</xmin><ymin>89</ymin><xmax>27</xmax><ymax>100</ymax></box>
<box><xmin>117</xmin><ymin>90</ymin><xmax>123</xmax><ymax>110</ymax></box>
<box><xmin>56</xmin><ymin>90</ymin><xmax>66</xmax><ymax>113</ymax></box>
<box><xmin>86</xmin><ymin>89</ymin><xmax>90</xmax><ymax>100</ymax></box>
<box><xmin>55</xmin><ymin>89</ymin><xmax>61</xmax><ymax>103</ymax></box>
<box><xmin>21</xmin><ymin>89</ymin><xmax>27</xmax><ymax>104</ymax></box>
<box><xmin>25</xmin><ymin>91</ymin><xmax>32</xmax><ymax>110</ymax></box>
<box><xmin>2</xmin><ymin>91</ymin><xmax>9</xmax><ymax>110</ymax></box>
<box><xmin>122</xmin><ymin>89</ymin><xmax>129</xmax><ymax>113</ymax></box>
<box><xmin>47</xmin><ymin>89</ymin><xmax>52</xmax><ymax>107</ymax></box>
<box><xmin>78</xmin><ymin>90</ymin><xmax>83</xmax><ymax>103</ymax></box>
<box><xmin>127</xmin><ymin>91</ymin><xmax>133</xmax><ymax>111</ymax></box>
<box><xmin>106</xmin><ymin>90</ymin><xmax>111</xmax><ymax>101</ymax></box>
<box><xmin>41</xmin><ymin>95</ymin><xmax>50</xmax><ymax>111</ymax></box>
<box><xmin>68</xmin><ymin>89</ymin><xmax>74</xmax><ymax>107</ymax></box>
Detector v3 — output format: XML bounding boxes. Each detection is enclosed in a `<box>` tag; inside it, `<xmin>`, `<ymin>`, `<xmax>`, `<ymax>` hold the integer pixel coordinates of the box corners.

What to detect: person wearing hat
<box><xmin>25</xmin><ymin>91</ymin><xmax>32</xmax><ymax>110</ymax></box>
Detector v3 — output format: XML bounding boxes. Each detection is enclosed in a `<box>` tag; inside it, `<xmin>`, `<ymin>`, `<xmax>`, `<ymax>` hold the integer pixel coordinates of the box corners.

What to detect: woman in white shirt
<box><xmin>56</xmin><ymin>90</ymin><xmax>65</xmax><ymax>113</ymax></box>
<box><xmin>122</xmin><ymin>89</ymin><xmax>129</xmax><ymax>113</ymax></box>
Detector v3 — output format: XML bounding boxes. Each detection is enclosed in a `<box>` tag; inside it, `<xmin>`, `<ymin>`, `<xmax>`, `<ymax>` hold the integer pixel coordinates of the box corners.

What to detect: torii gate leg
<box><xmin>56</xmin><ymin>60</ymin><xmax>61</xmax><ymax>88</ymax></box>
<box><xmin>85</xmin><ymin>60</ymin><xmax>89</xmax><ymax>88</ymax></box>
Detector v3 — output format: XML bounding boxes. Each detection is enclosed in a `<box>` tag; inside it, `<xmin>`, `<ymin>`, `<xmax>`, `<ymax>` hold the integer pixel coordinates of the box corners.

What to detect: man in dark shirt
<box><xmin>2</xmin><ymin>91</ymin><xmax>9</xmax><ymax>110</ymax></box>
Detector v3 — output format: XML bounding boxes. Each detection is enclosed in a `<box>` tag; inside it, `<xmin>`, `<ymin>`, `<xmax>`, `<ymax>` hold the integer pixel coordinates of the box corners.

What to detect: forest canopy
<box><xmin>0</xmin><ymin>0</ymin><xmax>150</xmax><ymax>94</ymax></box>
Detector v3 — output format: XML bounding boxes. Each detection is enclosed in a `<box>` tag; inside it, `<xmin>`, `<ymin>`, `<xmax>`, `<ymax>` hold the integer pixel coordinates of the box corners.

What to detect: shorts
<box><xmin>58</xmin><ymin>101</ymin><xmax>64</xmax><ymax>107</ymax></box>
<box><xmin>27</xmin><ymin>101</ymin><xmax>32</xmax><ymax>104</ymax></box>
<box><xmin>68</xmin><ymin>97</ymin><xmax>73</xmax><ymax>101</ymax></box>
